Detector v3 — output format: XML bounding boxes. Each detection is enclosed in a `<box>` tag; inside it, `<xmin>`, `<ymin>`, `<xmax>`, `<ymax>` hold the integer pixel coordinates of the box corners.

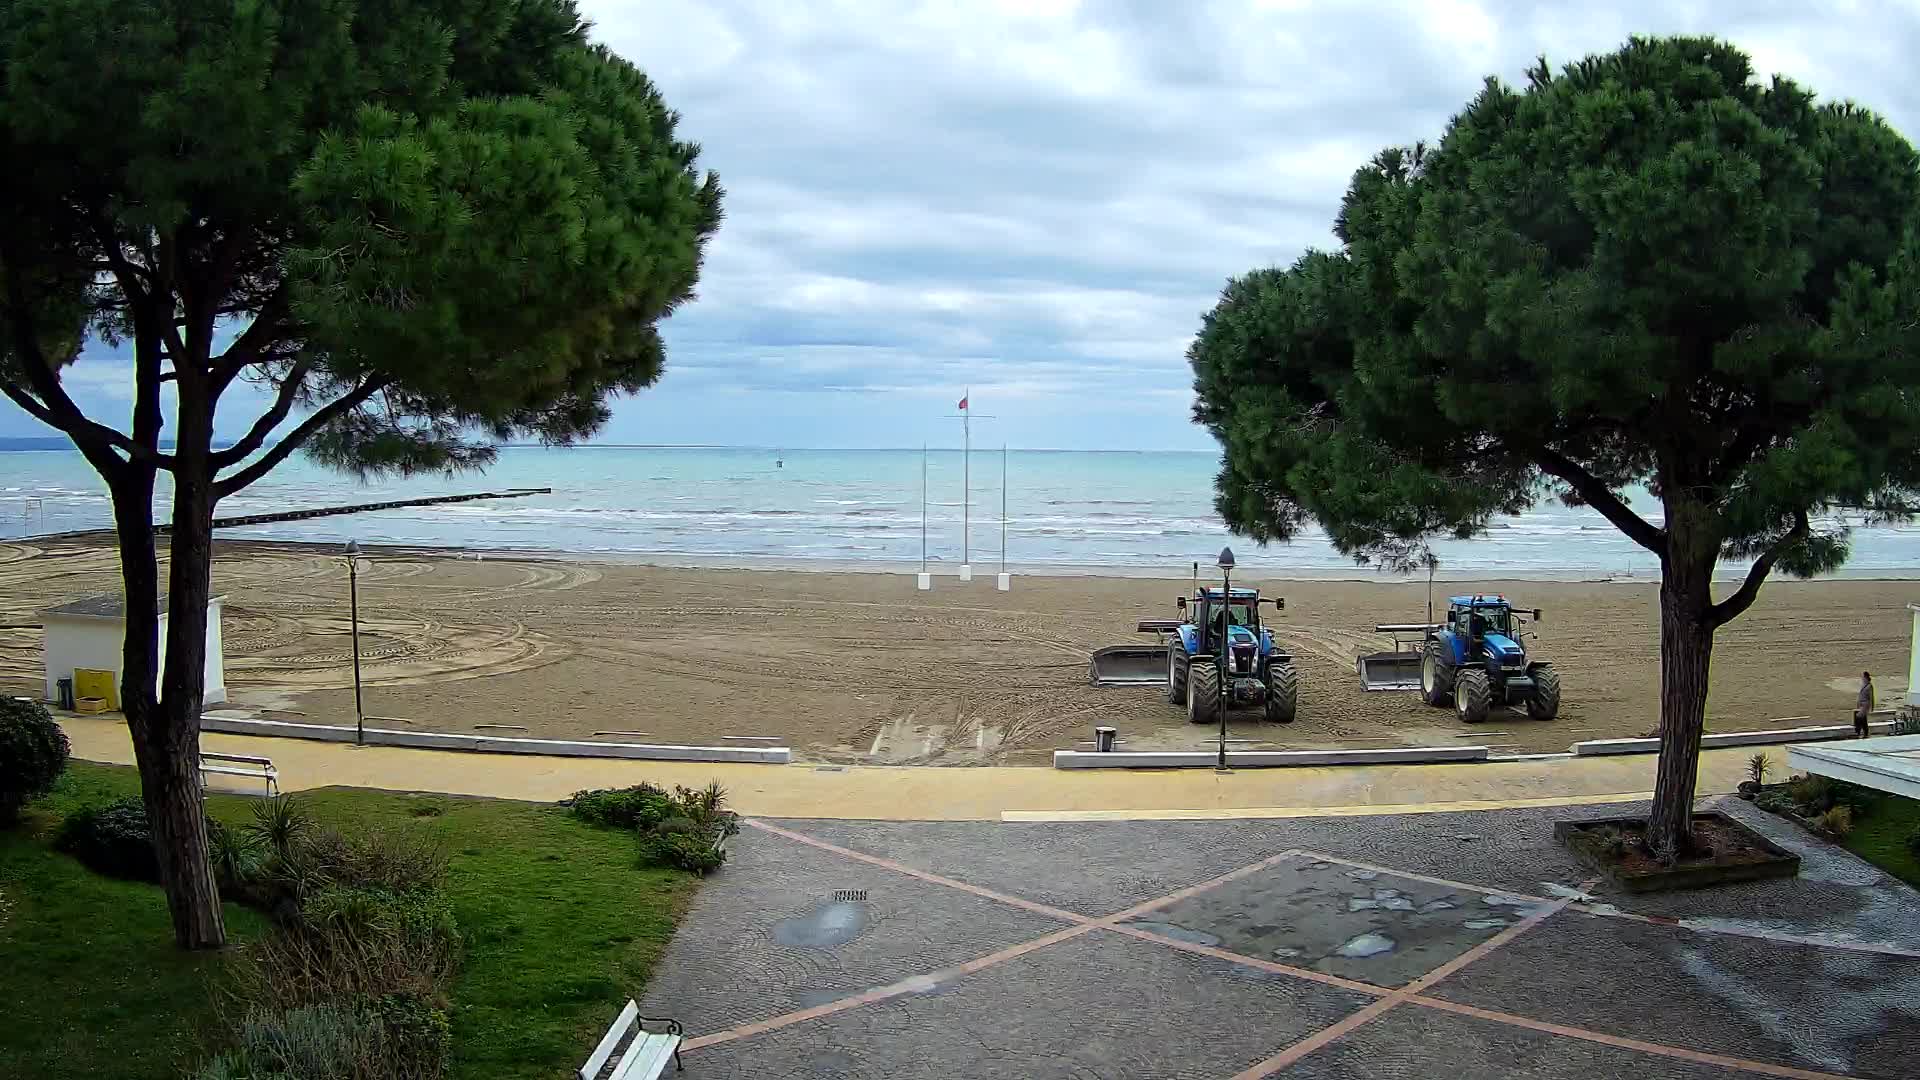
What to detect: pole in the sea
<box><xmin>1216</xmin><ymin>545</ymin><xmax>1235</xmax><ymax>771</ymax></box>
<box><xmin>345</xmin><ymin>540</ymin><xmax>366</xmax><ymax>746</ymax></box>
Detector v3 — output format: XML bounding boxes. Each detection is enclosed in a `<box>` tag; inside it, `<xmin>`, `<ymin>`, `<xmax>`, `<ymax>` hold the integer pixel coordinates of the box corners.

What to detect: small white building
<box><xmin>41</xmin><ymin>594</ymin><xmax>227</xmax><ymax>708</ymax></box>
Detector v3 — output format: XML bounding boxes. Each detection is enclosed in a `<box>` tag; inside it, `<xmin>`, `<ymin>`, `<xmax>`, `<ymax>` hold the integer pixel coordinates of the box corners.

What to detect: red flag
<box><xmin>958</xmin><ymin>395</ymin><xmax>968</xmax><ymax>411</ymax></box>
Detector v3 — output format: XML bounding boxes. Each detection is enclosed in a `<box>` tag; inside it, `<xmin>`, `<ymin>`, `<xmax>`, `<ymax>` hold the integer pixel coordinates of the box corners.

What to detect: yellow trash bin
<box><xmin>73</xmin><ymin>668</ymin><xmax>118</xmax><ymax>712</ymax></box>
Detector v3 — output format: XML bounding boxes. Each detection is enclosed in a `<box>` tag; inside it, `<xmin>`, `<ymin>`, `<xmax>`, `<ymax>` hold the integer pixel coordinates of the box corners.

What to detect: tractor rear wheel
<box><xmin>1527</xmin><ymin>665</ymin><xmax>1561</xmax><ymax>720</ymax></box>
<box><xmin>1187</xmin><ymin>663</ymin><xmax>1220</xmax><ymax>724</ymax></box>
<box><xmin>1167</xmin><ymin>649</ymin><xmax>1189</xmax><ymax>703</ymax></box>
<box><xmin>1265</xmin><ymin>663</ymin><xmax>1298</xmax><ymax>723</ymax></box>
<box><xmin>1421</xmin><ymin>641</ymin><xmax>1455</xmax><ymax>707</ymax></box>
<box><xmin>1455</xmin><ymin>668</ymin><xmax>1491</xmax><ymax>723</ymax></box>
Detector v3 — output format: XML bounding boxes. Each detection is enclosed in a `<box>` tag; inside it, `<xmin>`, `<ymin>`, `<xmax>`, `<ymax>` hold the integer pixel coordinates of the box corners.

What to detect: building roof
<box><xmin>42</xmin><ymin>594</ymin><xmax>225</xmax><ymax>620</ymax></box>
<box><xmin>1788</xmin><ymin>734</ymin><xmax>1920</xmax><ymax>800</ymax></box>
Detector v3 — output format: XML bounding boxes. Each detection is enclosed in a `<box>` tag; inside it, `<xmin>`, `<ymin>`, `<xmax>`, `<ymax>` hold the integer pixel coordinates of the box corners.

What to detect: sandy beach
<box><xmin>0</xmin><ymin>537</ymin><xmax>1911</xmax><ymax>763</ymax></box>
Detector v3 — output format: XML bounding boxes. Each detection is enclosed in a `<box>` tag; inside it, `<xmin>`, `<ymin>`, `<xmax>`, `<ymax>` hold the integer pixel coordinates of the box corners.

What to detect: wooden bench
<box><xmin>580</xmin><ymin>1000</ymin><xmax>683</xmax><ymax>1079</ymax></box>
<box><xmin>198</xmin><ymin>752</ymin><xmax>279</xmax><ymax>797</ymax></box>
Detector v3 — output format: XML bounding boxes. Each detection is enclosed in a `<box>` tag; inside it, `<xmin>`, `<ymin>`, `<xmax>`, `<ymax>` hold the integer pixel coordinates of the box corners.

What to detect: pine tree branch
<box><xmin>212</xmin><ymin>375</ymin><xmax>389</xmax><ymax>498</ymax></box>
<box><xmin>1708</xmin><ymin>510</ymin><xmax>1809</xmax><ymax>629</ymax></box>
<box><xmin>1531</xmin><ymin>444</ymin><xmax>1667</xmax><ymax>555</ymax></box>
<box><xmin>210</xmin><ymin>359</ymin><xmax>311</xmax><ymax>469</ymax></box>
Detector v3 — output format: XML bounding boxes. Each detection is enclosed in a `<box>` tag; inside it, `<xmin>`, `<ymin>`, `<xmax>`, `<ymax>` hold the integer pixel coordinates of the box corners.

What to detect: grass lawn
<box><xmin>0</xmin><ymin>762</ymin><xmax>701</xmax><ymax>1080</ymax></box>
<box><xmin>1846</xmin><ymin>790</ymin><xmax>1920</xmax><ymax>889</ymax></box>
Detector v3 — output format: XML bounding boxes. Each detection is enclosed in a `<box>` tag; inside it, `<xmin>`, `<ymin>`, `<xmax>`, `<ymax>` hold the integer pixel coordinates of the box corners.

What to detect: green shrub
<box><xmin>1746</xmin><ymin>753</ymin><xmax>1772</xmax><ymax>786</ymax></box>
<box><xmin>246</xmin><ymin>794</ymin><xmax>313</xmax><ymax>859</ymax></box>
<box><xmin>0</xmin><ymin>697</ymin><xmax>69</xmax><ymax>824</ymax></box>
<box><xmin>1894</xmin><ymin>709</ymin><xmax>1920</xmax><ymax>736</ymax></box>
<box><xmin>264</xmin><ymin>825</ymin><xmax>449</xmax><ymax>912</ymax></box>
<box><xmin>564</xmin><ymin>783</ymin><xmax>674</xmax><ymax>829</ymax></box>
<box><xmin>634</xmin><ymin>783</ymin><xmax>739</xmax><ymax>874</ymax></box>
<box><xmin>1814</xmin><ymin>805</ymin><xmax>1855</xmax><ymax>838</ymax></box>
<box><xmin>367</xmin><ymin>990</ymin><xmax>451</xmax><ymax>1079</ymax></box>
<box><xmin>1908</xmin><ymin>827</ymin><xmax>1920</xmax><ymax>858</ymax></box>
<box><xmin>638</xmin><ymin>824</ymin><xmax>727</xmax><ymax>874</ymax></box>
<box><xmin>209</xmin><ymin>818</ymin><xmax>265</xmax><ymax>895</ymax></box>
<box><xmin>56</xmin><ymin>796</ymin><xmax>159</xmax><ymax>880</ymax></box>
<box><xmin>191</xmin><ymin>1004</ymin><xmax>385</xmax><ymax>1080</ymax></box>
<box><xmin>1787</xmin><ymin>774</ymin><xmax>1835</xmax><ymax>813</ymax></box>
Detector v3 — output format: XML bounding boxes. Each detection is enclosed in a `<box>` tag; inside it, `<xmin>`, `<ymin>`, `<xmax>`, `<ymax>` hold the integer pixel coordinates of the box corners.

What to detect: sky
<box><xmin>10</xmin><ymin>0</ymin><xmax>1920</xmax><ymax>450</ymax></box>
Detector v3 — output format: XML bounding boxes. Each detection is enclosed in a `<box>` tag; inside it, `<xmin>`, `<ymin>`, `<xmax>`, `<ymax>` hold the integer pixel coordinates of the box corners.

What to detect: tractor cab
<box><xmin>1448</xmin><ymin>595</ymin><xmax>1529</xmax><ymax>665</ymax></box>
<box><xmin>1181</xmin><ymin>587</ymin><xmax>1265</xmax><ymax>654</ymax></box>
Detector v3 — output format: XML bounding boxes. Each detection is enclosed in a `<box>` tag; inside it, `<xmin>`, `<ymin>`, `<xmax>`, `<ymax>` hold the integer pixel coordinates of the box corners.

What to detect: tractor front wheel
<box><xmin>1527</xmin><ymin>665</ymin><xmax>1561</xmax><ymax>720</ymax></box>
<box><xmin>1421</xmin><ymin>641</ymin><xmax>1455</xmax><ymax>707</ymax></box>
<box><xmin>1265</xmin><ymin>663</ymin><xmax>1298</xmax><ymax>723</ymax></box>
<box><xmin>1167</xmin><ymin>649</ymin><xmax>1189</xmax><ymax>704</ymax></box>
<box><xmin>1187</xmin><ymin>663</ymin><xmax>1220</xmax><ymax>724</ymax></box>
<box><xmin>1455</xmin><ymin>668</ymin><xmax>1492</xmax><ymax>723</ymax></box>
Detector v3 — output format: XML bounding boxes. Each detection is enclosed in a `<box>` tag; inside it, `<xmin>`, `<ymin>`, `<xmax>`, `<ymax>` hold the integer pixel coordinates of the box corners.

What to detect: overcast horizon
<box><xmin>7</xmin><ymin>1</ymin><xmax>1919</xmax><ymax>452</ymax></box>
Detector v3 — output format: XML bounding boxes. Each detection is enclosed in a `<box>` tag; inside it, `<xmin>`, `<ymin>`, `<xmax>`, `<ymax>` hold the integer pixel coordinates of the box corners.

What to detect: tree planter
<box><xmin>1555</xmin><ymin>812</ymin><xmax>1800</xmax><ymax>893</ymax></box>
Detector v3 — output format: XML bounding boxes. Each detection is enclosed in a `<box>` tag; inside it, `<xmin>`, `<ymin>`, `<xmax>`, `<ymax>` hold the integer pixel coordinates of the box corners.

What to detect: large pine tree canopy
<box><xmin>1193</xmin><ymin>36</ymin><xmax>1920</xmax><ymax>612</ymax></box>
<box><xmin>0</xmin><ymin>0</ymin><xmax>722</xmax><ymax>482</ymax></box>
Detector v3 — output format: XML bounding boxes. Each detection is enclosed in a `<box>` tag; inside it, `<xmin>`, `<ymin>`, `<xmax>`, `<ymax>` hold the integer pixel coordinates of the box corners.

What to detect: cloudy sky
<box><xmin>11</xmin><ymin>0</ymin><xmax>1919</xmax><ymax>450</ymax></box>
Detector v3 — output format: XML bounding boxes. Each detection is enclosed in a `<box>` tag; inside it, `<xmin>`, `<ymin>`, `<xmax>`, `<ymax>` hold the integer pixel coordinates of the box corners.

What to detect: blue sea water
<box><xmin>0</xmin><ymin>446</ymin><xmax>1913</xmax><ymax>580</ymax></box>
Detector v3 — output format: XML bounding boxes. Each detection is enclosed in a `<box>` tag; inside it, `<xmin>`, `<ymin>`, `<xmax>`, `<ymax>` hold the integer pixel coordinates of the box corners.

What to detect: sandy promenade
<box><xmin>0</xmin><ymin>537</ymin><xmax>1911</xmax><ymax>763</ymax></box>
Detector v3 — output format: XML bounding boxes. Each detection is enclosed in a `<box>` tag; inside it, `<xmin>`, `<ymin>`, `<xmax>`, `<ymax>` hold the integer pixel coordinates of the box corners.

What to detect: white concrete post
<box><xmin>996</xmin><ymin>572</ymin><xmax>1011</xmax><ymax>591</ymax></box>
<box><xmin>1908</xmin><ymin>604</ymin><xmax>1920</xmax><ymax>707</ymax></box>
<box><xmin>959</xmin><ymin>564</ymin><xmax>973</xmax><ymax>582</ymax></box>
<box><xmin>917</xmin><ymin>572</ymin><xmax>932</xmax><ymax>591</ymax></box>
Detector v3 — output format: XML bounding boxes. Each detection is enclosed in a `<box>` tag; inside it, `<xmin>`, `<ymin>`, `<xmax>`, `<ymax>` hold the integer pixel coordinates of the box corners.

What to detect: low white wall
<box><xmin>197</xmin><ymin>715</ymin><xmax>791</xmax><ymax>764</ymax></box>
<box><xmin>1052</xmin><ymin>745</ymin><xmax>1489</xmax><ymax>769</ymax></box>
<box><xmin>1572</xmin><ymin>721</ymin><xmax>1894</xmax><ymax>756</ymax></box>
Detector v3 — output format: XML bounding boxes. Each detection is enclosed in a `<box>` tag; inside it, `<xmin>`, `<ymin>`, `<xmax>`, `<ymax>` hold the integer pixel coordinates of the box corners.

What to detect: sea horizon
<box><xmin>3</xmin><ymin>443</ymin><xmax>1916</xmax><ymax>583</ymax></box>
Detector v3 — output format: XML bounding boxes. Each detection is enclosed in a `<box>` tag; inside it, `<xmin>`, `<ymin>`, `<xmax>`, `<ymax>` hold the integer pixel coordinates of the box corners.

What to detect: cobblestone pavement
<box><xmin>638</xmin><ymin>797</ymin><xmax>1920</xmax><ymax>1078</ymax></box>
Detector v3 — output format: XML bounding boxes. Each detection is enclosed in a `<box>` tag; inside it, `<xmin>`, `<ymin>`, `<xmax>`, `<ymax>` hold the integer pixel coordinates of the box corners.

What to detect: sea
<box><xmin>1</xmin><ymin>445</ymin><xmax>1914</xmax><ymax>580</ymax></box>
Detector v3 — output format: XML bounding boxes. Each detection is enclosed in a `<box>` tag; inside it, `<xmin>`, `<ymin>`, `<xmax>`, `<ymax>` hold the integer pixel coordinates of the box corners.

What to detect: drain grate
<box><xmin>833</xmin><ymin>889</ymin><xmax>868</xmax><ymax>903</ymax></box>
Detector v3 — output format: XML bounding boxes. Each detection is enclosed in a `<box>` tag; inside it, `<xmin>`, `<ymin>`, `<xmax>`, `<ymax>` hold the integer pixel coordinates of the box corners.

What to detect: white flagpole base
<box><xmin>996</xmin><ymin>573</ymin><xmax>1011</xmax><ymax>591</ymax></box>
<box><xmin>959</xmin><ymin>564</ymin><xmax>973</xmax><ymax>582</ymax></box>
<box><xmin>916</xmin><ymin>572</ymin><xmax>932</xmax><ymax>591</ymax></box>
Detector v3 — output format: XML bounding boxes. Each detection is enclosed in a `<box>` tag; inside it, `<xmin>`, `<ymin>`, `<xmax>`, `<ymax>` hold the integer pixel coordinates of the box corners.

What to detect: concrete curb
<box><xmin>1572</xmin><ymin>721</ymin><xmax>1894</xmax><ymax>757</ymax></box>
<box><xmin>197</xmin><ymin>715</ymin><xmax>791</xmax><ymax>764</ymax></box>
<box><xmin>1051</xmin><ymin>746</ymin><xmax>1489</xmax><ymax>770</ymax></box>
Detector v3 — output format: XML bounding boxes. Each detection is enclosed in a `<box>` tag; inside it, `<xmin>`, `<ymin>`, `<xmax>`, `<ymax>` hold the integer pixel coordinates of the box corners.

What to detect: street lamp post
<box><xmin>1216</xmin><ymin>546</ymin><xmax>1234</xmax><ymax>771</ymax></box>
<box><xmin>345</xmin><ymin>540</ymin><xmax>366</xmax><ymax>746</ymax></box>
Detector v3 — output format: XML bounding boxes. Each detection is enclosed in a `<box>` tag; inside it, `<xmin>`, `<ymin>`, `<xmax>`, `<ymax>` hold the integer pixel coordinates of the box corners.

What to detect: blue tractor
<box><xmin>1161</xmin><ymin>587</ymin><xmax>1298</xmax><ymax>724</ymax></box>
<box><xmin>1418</xmin><ymin>595</ymin><xmax>1560</xmax><ymax>723</ymax></box>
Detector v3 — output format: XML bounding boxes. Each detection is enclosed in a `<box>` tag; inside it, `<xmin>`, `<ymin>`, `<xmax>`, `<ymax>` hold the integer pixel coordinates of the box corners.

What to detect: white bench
<box><xmin>198</xmin><ymin>752</ymin><xmax>279</xmax><ymax>796</ymax></box>
<box><xmin>580</xmin><ymin>1000</ymin><xmax>683</xmax><ymax>1079</ymax></box>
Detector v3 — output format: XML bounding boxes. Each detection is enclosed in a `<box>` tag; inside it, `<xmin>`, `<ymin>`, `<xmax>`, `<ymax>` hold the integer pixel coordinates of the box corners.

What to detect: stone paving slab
<box><xmin>776</xmin><ymin>816</ymin><xmax>1307</xmax><ymax>914</ymax></box>
<box><xmin>1429</xmin><ymin>911</ymin><xmax>1920</xmax><ymax>1078</ymax></box>
<box><xmin>676</xmin><ymin>930</ymin><xmax>1376</xmax><ymax>1079</ymax></box>
<box><xmin>1127</xmin><ymin>857</ymin><xmax>1547</xmax><ymax>987</ymax></box>
<box><xmin>636</xmin><ymin>826</ymin><xmax>1072</xmax><ymax>1030</ymax></box>
<box><xmin>1285</xmin><ymin>1003</ymin><xmax>1741</xmax><ymax>1080</ymax></box>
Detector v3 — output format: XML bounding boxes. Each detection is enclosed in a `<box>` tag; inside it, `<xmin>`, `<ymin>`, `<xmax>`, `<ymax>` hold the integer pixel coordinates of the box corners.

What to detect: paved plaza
<box><xmin>641</xmin><ymin>797</ymin><xmax>1920</xmax><ymax>1078</ymax></box>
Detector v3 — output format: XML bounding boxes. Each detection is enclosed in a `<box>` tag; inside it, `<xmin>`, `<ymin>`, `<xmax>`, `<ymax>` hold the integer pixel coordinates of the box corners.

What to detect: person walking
<box><xmin>1855</xmin><ymin>672</ymin><xmax>1875</xmax><ymax>738</ymax></box>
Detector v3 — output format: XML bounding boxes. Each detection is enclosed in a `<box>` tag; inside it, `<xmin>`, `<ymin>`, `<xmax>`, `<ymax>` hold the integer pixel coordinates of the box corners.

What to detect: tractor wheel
<box><xmin>1167</xmin><ymin>649</ymin><xmax>1189</xmax><ymax>704</ymax></box>
<box><xmin>1455</xmin><ymin>668</ymin><xmax>1491</xmax><ymax>724</ymax></box>
<box><xmin>1421</xmin><ymin>641</ymin><xmax>1455</xmax><ymax>707</ymax></box>
<box><xmin>1187</xmin><ymin>663</ymin><xmax>1220</xmax><ymax>724</ymax></box>
<box><xmin>1527</xmin><ymin>665</ymin><xmax>1561</xmax><ymax>720</ymax></box>
<box><xmin>1265</xmin><ymin>663</ymin><xmax>1298</xmax><ymax>723</ymax></box>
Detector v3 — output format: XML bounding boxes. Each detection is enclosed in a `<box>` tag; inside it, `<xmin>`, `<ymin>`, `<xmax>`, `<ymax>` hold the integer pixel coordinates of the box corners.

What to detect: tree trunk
<box><xmin>110</xmin><ymin>379</ymin><xmax>226</xmax><ymax>949</ymax></box>
<box><xmin>1647</xmin><ymin>501</ymin><xmax>1719</xmax><ymax>857</ymax></box>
